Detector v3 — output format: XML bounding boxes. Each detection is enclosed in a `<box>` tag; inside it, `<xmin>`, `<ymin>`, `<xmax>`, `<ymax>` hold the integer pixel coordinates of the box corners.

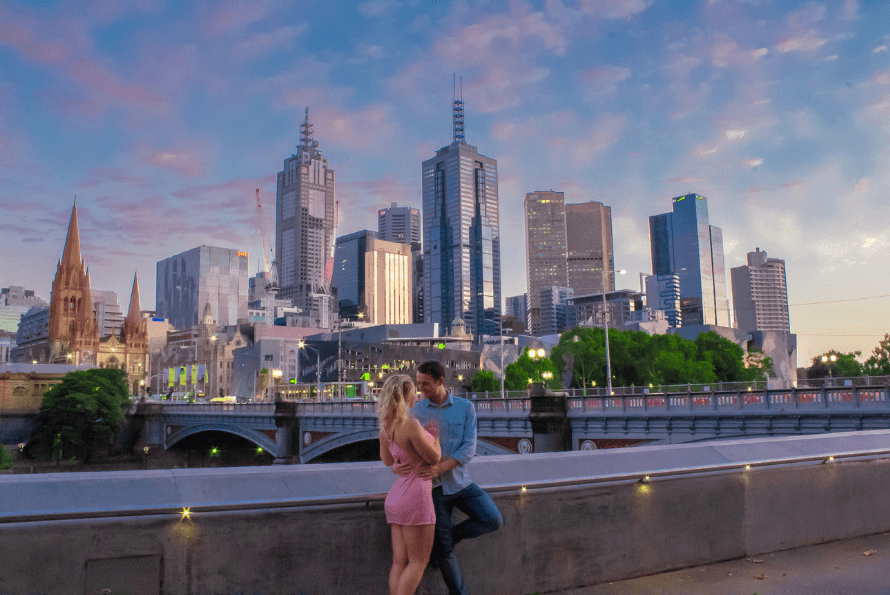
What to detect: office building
<box><xmin>0</xmin><ymin>286</ymin><xmax>46</xmax><ymax>334</ymax></box>
<box><xmin>571</xmin><ymin>290</ymin><xmax>648</xmax><ymax>329</ymax></box>
<box><xmin>565</xmin><ymin>202</ymin><xmax>614</xmax><ymax>296</ymax></box>
<box><xmin>422</xmin><ymin>94</ymin><xmax>501</xmax><ymax>338</ymax></box>
<box><xmin>649</xmin><ymin>193</ymin><xmax>730</xmax><ymax>327</ymax></box>
<box><xmin>156</xmin><ymin>246</ymin><xmax>249</xmax><ymax>330</ymax></box>
<box><xmin>275</xmin><ymin>108</ymin><xmax>337</xmax><ymax>327</ymax></box>
<box><xmin>524</xmin><ymin>193</ymin><xmax>614</xmax><ymax>334</ymax></box>
<box><xmin>524</xmin><ymin>191</ymin><xmax>568</xmax><ymax>334</ymax></box>
<box><xmin>378</xmin><ymin>202</ymin><xmax>421</xmax><ymax>245</ymax></box>
<box><xmin>91</xmin><ymin>290</ymin><xmax>125</xmax><ymax>338</ymax></box>
<box><xmin>332</xmin><ymin>231</ymin><xmax>413</xmax><ymax>325</ymax></box>
<box><xmin>539</xmin><ymin>286</ymin><xmax>576</xmax><ymax>336</ymax></box>
<box><xmin>644</xmin><ymin>274</ymin><xmax>681</xmax><ymax>329</ymax></box>
<box><xmin>505</xmin><ymin>295</ymin><xmax>527</xmax><ymax>323</ymax></box>
<box><xmin>731</xmin><ymin>248</ymin><xmax>790</xmax><ymax>333</ymax></box>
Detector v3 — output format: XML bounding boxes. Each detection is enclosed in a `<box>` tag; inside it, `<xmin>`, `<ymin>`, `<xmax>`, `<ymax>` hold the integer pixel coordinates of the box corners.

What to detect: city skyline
<box><xmin>1</xmin><ymin>0</ymin><xmax>889</xmax><ymax>363</ymax></box>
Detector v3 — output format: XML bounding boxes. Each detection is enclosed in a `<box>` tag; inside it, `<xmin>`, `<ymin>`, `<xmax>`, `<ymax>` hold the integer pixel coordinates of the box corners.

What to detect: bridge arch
<box><xmin>300</xmin><ymin>430</ymin><xmax>522</xmax><ymax>462</ymax></box>
<box><xmin>165</xmin><ymin>423</ymin><xmax>278</xmax><ymax>454</ymax></box>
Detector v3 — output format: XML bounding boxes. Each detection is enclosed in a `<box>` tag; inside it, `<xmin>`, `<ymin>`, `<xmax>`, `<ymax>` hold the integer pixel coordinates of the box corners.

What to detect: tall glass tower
<box><xmin>649</xmin><ymin>193</ymin><xmax>729</xmax><ymax>327</ymax></box>
<box><xmin>422</xmin><ymin>95</ymin><xmax>501</xmax><ymax>338</ymax></box>
<box><xmin>275</xmin><ymin>108</ymin><xmax>337</xmax><ymax>326</ymax></box>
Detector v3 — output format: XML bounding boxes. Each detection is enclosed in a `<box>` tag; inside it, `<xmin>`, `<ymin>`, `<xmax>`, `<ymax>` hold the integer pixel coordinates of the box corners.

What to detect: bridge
<box><xmin>3</xmin><ymin>430</ymin><xmax>890</xmax><ymax>594</ymax></box>
<box><xmin>141</xmin><ymin>384</ymin><xmax>890</xmax><ymax>463</ymax></box>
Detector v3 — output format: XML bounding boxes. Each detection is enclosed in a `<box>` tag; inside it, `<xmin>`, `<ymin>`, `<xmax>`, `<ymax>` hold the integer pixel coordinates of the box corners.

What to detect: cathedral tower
<box><xmin>48</xmin><ymin>201</ymin><xmax>100</xmax><ymax>363</ymax></box>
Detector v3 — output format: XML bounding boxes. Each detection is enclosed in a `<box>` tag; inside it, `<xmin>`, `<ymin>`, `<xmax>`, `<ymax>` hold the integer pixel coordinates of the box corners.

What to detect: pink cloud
<box><xmin>571</xmin><ymin>114</ymin><xmax>627</xmax><ymax>162</ymax></box>
<box><xmin>358</xmin><ymin>0</ymin><xmax>400</xmax><ymax>18</ymax></box>
<box><xmin>580</xmin><ymin>66</ymin><xmax>632</xmax><ymax>97</ymax></box>
<box><xmin>199</xmin><ymin>2</ymin><xmax>273</xmax><ymax>38</ymax></box>
<box><xmin>236</xmin><ymin>25</ymin><xmax>308</xmax><ymax>59</ymax></box>
<box><xmin>135</xmin><ymin>144</ymin><xmax>207</xmax><ymax>178</ymax></box>
<box><xmin>669</xmin><ymin>177</ymin><xmax>706</xmax><ymax>184</ymax></box>
<box><xmin>75</xmin><ymin>167</ymin><xmax>155</xmax><ymax>190</ymax></box>
<box><xmin>577</xmin><ymin>0</ymin><xmax>652</xmax><ymax>20</ymax></box>
<box><xmin>781</xmin><ymin>179</ymin><xmax>806</xmax><ymax>190</ymax></box>
<box><xmin>776</xmin><ymin>30</ymin><xmax>828</xmax><ymax>53</ymax></box>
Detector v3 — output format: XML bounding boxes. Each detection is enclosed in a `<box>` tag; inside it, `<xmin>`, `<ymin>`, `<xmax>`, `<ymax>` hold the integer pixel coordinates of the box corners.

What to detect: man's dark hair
<box><xmin>417</xmin><ymin>360</ymin><xmax>445</xmax><ymax>381</ymax></box>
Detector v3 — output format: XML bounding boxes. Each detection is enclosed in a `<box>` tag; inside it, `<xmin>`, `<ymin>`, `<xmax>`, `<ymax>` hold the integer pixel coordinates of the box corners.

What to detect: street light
<box><xmin>601</xmin><ymin>268</ymin><xmax>627</xmax><ymax>396</ymax></box>
<box><xmin>270</xmin><ymin>369</ymin><xmax>283</xmax><ymax>400</ymax></box>
<box><xmin>821</xmin><ymin>354</ymin><xmax>838</xmax><ymax>380</ymax></box>
<box><xmin>299</xmin><ymin>341</ymin><xmax>321</xmax><ymax>401</ymax></box>
<box><xmin>337</xmin><ymin>312</ymin><xmax>363</xmax><ymax>398</ymax></box>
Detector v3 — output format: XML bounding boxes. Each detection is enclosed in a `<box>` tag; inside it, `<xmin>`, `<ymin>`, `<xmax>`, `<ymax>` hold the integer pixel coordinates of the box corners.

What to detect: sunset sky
<box><xmin>1</xmin><ymin>0</ymin><xmax>889</xmax><ymax>364</ymax></box>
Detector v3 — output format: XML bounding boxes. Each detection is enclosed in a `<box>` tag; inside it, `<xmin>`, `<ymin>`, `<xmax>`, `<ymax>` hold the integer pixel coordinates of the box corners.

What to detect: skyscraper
<box><xmin>524</xmin><ymin>192</ymin><xmax>614</xmax><ymax>334</ymax></box>
<box><xmin>731</xmin><ymin>248</ymin><xmax>790</xmax><ymax>333</ymax></box>
<box><xmin>565</xmin><ymin>202</ymin><xmax>614</xmax><ymax>296</ymax></box>
<box><xmin>276</xmin><ymin>108</ymin><xmax>337</xmax><ymax>327</ymax></box>
<box><xmin>649</xmin><ymin>193</ymin><xmax>730</xmax><ymax>327</ymax></box>
<box><xmin>524</xmin><ymin>191</ymin><xmax>567</xmax><ymax>334</ymax></box>
<box><xmin>422</xmin><ymin>94</ymin><xmax>501</xmax><ymax>338</ymax></box>
<box><xmin>378</xmin><ymin>202</ymin><xmax>421</xmax><ymax>245</ymax></box>
<box><xmin>156</xmin><ymin>246</ymin><xmax>249</xmax><ymax>330</ymax></box>
<box><xmin>332</xmin><ymin>230</ymin><xmax>413</xmax><ymax>325</ymax></box>
<box><xmin>378</xmin><ymin>202</ymin><xmax>423</xmax><ymax>323</ymax></box>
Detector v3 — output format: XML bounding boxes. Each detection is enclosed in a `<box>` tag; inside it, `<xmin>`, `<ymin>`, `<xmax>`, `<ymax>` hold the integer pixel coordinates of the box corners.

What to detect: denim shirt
<box><xmin>410</xmin><ymin>392</ymin><xmax>477</xmax><ymax>495</ymax></box>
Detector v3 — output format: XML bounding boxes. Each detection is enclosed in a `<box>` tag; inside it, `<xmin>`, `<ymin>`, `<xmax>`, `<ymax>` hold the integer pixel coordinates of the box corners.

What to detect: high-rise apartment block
<box><xmin>378</xmin><ymin>202</ymin><xmax>421</xmax><ymax>245</ymax></box>
<box><xmin>524</xmin><ymin>191</ymin><xmax>614</xmax><ymax>334</ymax></box>
<box><xmin>332</xmin><ymin>231</ymin><xmax>413</xmax><ymax>325</ymax></box>
<box><xmin>156</xmin><ymin>246</ymin><xmax>249</xmax><ymax>330</ymax></box>
<box><xmin>422</xmin><ymin>96</ymin><xmax>501</xmax><ymax>338</ymax></box>
<box><xmin>649</xmin><ymin>193</ymin><xmax>729</xmax><ymax>327</ymax></box>
<box><xmin>505</xmin><ymin>294</ymin><xmax>528</xmax><ymax>323</ymax></box>
<box><xmin>276</xmin><ymin>108</ymin><xmax>337</xmax><ymax>327</ymax></box>
<box><xmin>731</xmin><ymin>248</ymin><xmax>790</xmax><ymax>333</ymax></box>
<box><xmin>539</xmin><ymin>286</ymin><xmax>576</xmax><ymax>336</ymax></box>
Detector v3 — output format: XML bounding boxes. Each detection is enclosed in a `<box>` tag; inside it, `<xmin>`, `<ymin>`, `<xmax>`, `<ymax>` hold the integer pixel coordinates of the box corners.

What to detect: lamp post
<box><xmin>270</xmin><ymin>369</ymin><xmax>283</xmax><ymax>400</ymax></box>
<box><xmin>500</xmin><ymin>317</ymin><xmax>506</xmax><ymax>399</ymax></box>
<box><xmin>601</xmin><ymin>268</ymin><xmax>626</xmax><ymax>396</ymax></box>
<box><xmin>821</xmin><ymin>354</ymin><xmax>838</xmax><ymax>382</ymax></box>
<box><xmin>337</xmin><ymin>312</ymin><xmax>363</xmax><ymax>399</ymax></box>
<box><xmin>299</xmin><ymin>341</ymin><xmax>321</xmax><ymax>401</ymax></box>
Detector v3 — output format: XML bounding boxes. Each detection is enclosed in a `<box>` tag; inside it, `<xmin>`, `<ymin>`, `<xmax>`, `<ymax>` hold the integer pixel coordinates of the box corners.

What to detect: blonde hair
<box><xmin>376</xmin><ymin>374</ymin><xmax>414</xmax><ymax>432</ymax></box>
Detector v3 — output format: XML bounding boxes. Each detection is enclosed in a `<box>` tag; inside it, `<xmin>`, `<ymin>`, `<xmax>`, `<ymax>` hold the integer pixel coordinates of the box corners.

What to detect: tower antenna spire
<box><xmin>299</xmin><ymin>107</ymin><xmax>314</xmax><ymax>151</ymax></box>
<box><xmin>452</xmin><ymin>75</ymin><xmax>465</xmax><ymax>144</ymax></box>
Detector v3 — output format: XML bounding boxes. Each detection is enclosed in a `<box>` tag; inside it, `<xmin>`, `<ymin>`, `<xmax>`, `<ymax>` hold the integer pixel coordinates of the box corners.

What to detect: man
<box><xmin>393</xmin><ymin>360</ymin><xmax>502</xmax><ymax>595</ymax></box>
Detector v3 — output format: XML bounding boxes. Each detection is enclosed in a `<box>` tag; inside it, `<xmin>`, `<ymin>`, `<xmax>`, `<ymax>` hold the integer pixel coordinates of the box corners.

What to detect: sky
<box><xmin>1</xmin><ymin>0</ymin><xmax>889</xmax><ymax>366</ymax></box>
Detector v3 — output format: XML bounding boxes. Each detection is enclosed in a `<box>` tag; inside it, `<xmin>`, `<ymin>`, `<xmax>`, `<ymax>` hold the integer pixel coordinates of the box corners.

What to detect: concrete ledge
<box><xmin>2</xmin><ymin>431</ymin><xmax>890</xmax><ymax>594</ymax></box>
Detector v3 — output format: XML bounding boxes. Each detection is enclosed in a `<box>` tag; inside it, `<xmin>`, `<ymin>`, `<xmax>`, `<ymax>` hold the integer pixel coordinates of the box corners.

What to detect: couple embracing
<box><xmin>377</xmin><ymin>361</ymin><xmax>503</xmax><ymax>595</ymax></box>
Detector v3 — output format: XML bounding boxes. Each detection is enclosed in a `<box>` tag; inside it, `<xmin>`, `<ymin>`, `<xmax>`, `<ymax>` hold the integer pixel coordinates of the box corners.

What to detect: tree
<box><xmin>863</xmin><ymin>334</ymin><xmax>890</xmax><ymax>376</ymax></box>
<box><xmin>504</xmin><ymin>347</ymin><xmax>561</xmax><ymax>391</ymax></box>
<box><xmin>806</xmin><ymin>350</ymin><xmax>862</xmax><ymax>379</ymax></box>
<box><xmin>470</xmin><ymin>369</ymin><xmax>499</xmax><ymax>393</ymax></box>
<box><xmin>28</xmin><ymin>368</ymin><xmax>130</xmax><ymax>463</ymax></box>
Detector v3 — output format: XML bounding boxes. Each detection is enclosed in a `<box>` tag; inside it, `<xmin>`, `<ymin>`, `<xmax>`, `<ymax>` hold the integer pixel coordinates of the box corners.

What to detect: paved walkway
<box><xmin>561</xmin><ymin>532</ymin><xmax>890</xmax><ymax>595</ymax></box>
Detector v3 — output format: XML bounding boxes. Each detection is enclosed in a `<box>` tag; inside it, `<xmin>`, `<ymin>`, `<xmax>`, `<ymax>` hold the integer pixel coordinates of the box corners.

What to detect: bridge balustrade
<box><xmin>295</xmin><ymin>401</ymin><xmax>377</xmax><ymax>416</ymax></box>
<box><xmin>161</xmin><ymin>403</ymin><xmax>276</xmax><ymax>415</ymax></box>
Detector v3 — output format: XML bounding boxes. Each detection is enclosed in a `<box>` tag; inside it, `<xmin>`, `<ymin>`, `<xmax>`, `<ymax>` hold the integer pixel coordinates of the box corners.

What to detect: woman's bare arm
<box><xmin>379</xmin><ymin>427</ymin><xmax>394</xmax><ymax>466</ymax></box>
<box><xmin>408</xmin><ymin>420</ymin><xmax>441</xmax><ymax>465</ymax></box>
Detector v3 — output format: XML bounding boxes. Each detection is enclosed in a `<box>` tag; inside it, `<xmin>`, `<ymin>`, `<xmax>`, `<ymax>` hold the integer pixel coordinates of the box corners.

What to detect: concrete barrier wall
<box><xmin>2</xmin><ymin>432</ymin><xmax>890</xmax><ymax>594</ymax></box>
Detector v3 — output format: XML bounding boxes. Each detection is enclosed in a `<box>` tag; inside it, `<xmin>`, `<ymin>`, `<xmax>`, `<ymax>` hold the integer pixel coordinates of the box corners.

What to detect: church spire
<box><xmin>60</xmin><ymin>200</ymin><xmax>83</xmax><ymax>270</ymax></box>
<box><xmin>127</xmin><ymin>272</ymin><xmax>141</xmax><ymax>323</ymax></box>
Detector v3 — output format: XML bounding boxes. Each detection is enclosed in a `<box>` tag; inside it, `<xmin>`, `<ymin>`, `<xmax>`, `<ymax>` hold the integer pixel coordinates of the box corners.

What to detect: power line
<box><xmin>790</xmin><ymin>294</ymin><xmax>890</xmax><ymax>307</ymax></box>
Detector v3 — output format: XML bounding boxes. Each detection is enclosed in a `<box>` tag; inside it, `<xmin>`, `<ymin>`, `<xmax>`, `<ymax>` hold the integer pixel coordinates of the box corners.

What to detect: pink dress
<box><xmin>384</xmin><ymin>421</ymin><xmax>436</xmax><ymax>525</ymax></box>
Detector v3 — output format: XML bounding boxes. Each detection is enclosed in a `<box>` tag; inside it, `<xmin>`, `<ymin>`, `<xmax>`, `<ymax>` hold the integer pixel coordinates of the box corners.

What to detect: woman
<box><xmin>378</xmin><ymin>374</ymin><xmax>441</xmax><ymax>595</ymax></box>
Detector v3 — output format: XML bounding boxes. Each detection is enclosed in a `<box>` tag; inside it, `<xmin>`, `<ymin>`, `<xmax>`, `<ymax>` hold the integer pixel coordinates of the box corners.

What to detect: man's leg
<box><xmin>451</xmin><ymin>483</ymin><xmax>503</xmax><ymax>546</ymax></box>
<box><xmin>431</xmin><ymin>487</ymin><xmax>467</xmax><ymax>595</ymax></box>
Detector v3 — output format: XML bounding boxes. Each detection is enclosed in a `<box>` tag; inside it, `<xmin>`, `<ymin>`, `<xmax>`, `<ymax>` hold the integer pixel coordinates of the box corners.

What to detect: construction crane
<box><xmin>255</xmin><ymin>188</ymin><xmax>279</xmax><ymax>323</ymax></box>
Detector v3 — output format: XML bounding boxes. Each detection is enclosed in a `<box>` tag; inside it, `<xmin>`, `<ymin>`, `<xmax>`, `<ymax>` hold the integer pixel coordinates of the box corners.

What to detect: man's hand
<box><xmin>391</xmin><ymin>460</ymin><xmax>414</xmax><ymax>477</ymax></box>
<box><xmin>416</xmin><ymin>461</ymin><xmax>443</xmax><ymax>480</ymax></box>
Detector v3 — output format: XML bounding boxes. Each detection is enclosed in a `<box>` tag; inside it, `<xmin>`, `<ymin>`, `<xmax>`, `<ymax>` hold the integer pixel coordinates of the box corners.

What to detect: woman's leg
<box><xmin>396</xmin><ymin>524</ymin><xmax>436</xmax><ymax>595</ymax></box>
<box><xmin>390</xmin><ymin>524</ymin><xmax>407</xmax><ymax>595</ymax></box>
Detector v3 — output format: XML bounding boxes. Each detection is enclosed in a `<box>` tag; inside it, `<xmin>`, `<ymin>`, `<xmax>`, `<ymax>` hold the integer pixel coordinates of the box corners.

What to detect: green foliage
<box><xmin>863</xmin><ymin>334</ymin><xmax>890</xmax><ymax>376</ymax></box>
<box><xmin>504</xmin><ymin>347</ymin><xmax>561</xmax><ymax>391</ymax></box>
<box><xmin>806</xmin><ymin>350</ymin><xmax>863</xmax><ymax>379</ymax></box>
<box><xmin>0</xmin><ymin>446</ymin><xmax>12</xmax><ymax>470</ymax></box>
<box><xmin>549</xmin><ymin>328</ymin><xmax>772</xmax><ymax>389</ymax></box>
<box><xmin>29</xmin><ymin>368</ymin><xmax>130</xmax><ymax>463</ymax></box>
<box><xmin>470</xmin><ymin>369</ymin><xmax>499</xmax><ymax>393</ymax></box>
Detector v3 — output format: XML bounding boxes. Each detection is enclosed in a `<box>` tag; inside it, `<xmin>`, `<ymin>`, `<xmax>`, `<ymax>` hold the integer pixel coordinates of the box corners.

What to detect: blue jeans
<box><xmin>431</xmin><ymin>483</ymin><xmax>503</xmax><ymax>595</ymax></box>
